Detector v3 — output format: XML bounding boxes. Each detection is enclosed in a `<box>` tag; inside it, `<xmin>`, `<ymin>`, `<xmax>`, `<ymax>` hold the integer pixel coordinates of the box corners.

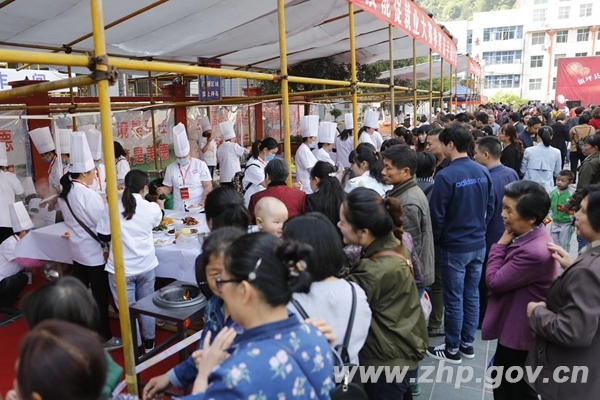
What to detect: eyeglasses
<box><xmin>215</xmin><ymin>277</ymin><xmax>244</xmax><ymax>289</ymax></box>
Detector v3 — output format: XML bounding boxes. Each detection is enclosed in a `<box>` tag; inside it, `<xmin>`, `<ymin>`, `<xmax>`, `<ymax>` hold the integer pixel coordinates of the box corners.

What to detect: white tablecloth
<box><xmin>14</xmin><ymin>210</ymin><xmax>207</xmax><ymax>283</ymax></box>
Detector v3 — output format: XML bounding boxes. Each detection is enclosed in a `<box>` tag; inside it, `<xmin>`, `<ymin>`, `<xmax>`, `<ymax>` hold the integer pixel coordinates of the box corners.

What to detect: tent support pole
<box><xmin>389</xmin><ymin>25</ymin><xmax>395</xmax><ymax>128</ymax></box>
<box><xmin>277</xmin><ymin>0</ymin><xmax>292</xmax><ymax>187</ymax></box>
<box><xmin>455</xmin><ymin>67</ymin><xmax>458</xmax><ymax>111</ymax></box>
<box><xmin>349</xmin><ymin>3</ymin><xmax>359</xmax><ymax>149</ymax></box>
<box><xmin>148</xmin><ymin>71</ymin><xmax>159</xmax><ymax>170</ymax></box>
<box><xmin>449</xmin><ymin>65</ymin><xmax>453</xmax><ymax>112</ymax></box>
<box><xmin>68</xmin><ymin>66</ymin><xmax>78</xmax><ymax>130</ymax></box>
<box><xmin>90</xmin><ymin>0</ymin><xmax>138</xmax><ymax>395</ymax></box>
<box><xmin>412</xmin><ymin>38</ymin><xmax>417</xmax><ymax>128</ymax></box>
<box><xmin>440</xmin><ymin>60</ymin><xmax>444</xmax><ymax>112</ymax></box>
<box><xmin>429</xmin><ymin>49</ymin><xmax>433</xmax><ymax>119</ymax></box>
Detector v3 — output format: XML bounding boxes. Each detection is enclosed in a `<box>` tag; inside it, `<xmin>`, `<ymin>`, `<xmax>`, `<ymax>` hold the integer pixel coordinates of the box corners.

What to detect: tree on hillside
<box><xmin>417</xmin><ymin>0</ymin><xmax>517</xmax><ymax>20</ymax></box>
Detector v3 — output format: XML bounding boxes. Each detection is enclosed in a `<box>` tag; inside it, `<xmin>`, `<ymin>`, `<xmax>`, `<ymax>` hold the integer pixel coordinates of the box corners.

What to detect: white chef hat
<box><xmin>69</xmin><ymin>131</ymin><xmax>95</xmax><ymax>173</ymax></box>
<box><xmin>29</xmin><ymin>127</ymin><xmax>55</xmax><ymax>154</ymax></box>
<box><xmin>301</xmin><ymin>115</ymin><xmax>319</xmax><ymax>138</ymax></box>
<box><xmin>199</xmin><ymin>116</ymin><xmax>212</xmax><ymax>132</ymax></box>
<box><xmin>83</xmin><ymin>127</ymin><xmax>103</xmax><ymax>160</ymax></box>
<box><xmin>173</xmin><ymin>123</ymin><xmax>190</xmax><ymax>157</ymax></box>
<box><xmin>0</xmin><ymin>142</ymin><xmax>7</xmax><ymax>167</ymax></box>
<box><xmin>363</xmin><ymin>110</ymin><xmax>379</xmax><ymax>130</ymax></box>
<box><xmin>344</xmin><ymin>113</ymin><xmax>354</xmax><ymax>130</ymax></box>
<box><xmin>9</xmin><ymin>201</ymin><xmax>34</xmax><ymax>232</ymax></box>
<box><xmin>318</xmin><ymin>122</ymin><xmax>336</xmax><ymax>144</ymax></box>
<box><xmin>55</xmin><ymin>129</ymin><xmax>72</xmax><ymax>154</ymax></box>
<box><xmin>220</xmin><ymin>121</ymin><xmax>236</xmax><ymax>141</ymax></box>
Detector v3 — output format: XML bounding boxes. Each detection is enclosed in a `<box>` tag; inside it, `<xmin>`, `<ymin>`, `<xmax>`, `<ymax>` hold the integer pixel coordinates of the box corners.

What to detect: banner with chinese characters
<box><xmin>468</xmin><ymin>57</ymin><xmax>482</xmax><ymax>79</ymax></box>
<box><xmin>197</xmin><ymin>58</ymin><xmax>222</xmax><ymax>101</ymax></box>
<box><xmin>0</xmin><ymin>110</ymin><xmax>31</xmax><ymax>179</ymax></box>
<box><xmin>555</xmin><ymin>56</ymin><xmax>600</xmax><ymax>109</ymax></box>
<box><xmin>0</xmin><ymin>68</ymin><xmax>73</xmax><ymax>92</ymax></box>
<box><xmin>55</xmin><ymin>109</ymin><xmax>175</xmax><ymax>171</ymax></box>
<box><xmin>348</xmin><ymin>0</ymin><xmax>458</xmax><ymax>68</ymax></box>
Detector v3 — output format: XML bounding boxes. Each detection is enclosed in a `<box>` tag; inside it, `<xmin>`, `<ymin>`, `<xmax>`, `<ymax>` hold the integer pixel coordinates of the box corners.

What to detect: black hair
<box><xmin>438</xmin><ymin>122</ymin><xmax>474</xmax><ymax>153</ymax></box>
<box><xmin>582</xmin><ymin>184</ymin><xmax>600</xmax><ymax>232</ymax></box>
<box><xmin>250</xmin><ymin>140</ymin><xmax>261</xmax><ymax>160</ymax></box>
<box><xmin>282</xmin><ymin>213</ymin><xmax>347</xmax><ymax>281</ymax></box>
<box><xmin>504</xmin><ymin>180</ymin><xmax>551</xmax><ymax>225</ymax></box>
<box><xmin>224</xmin><ymin>233</ymin><xmax>312</xmax><ymax>307</ymax></box>
<box><xmin>381</xmin><ymin>138</ymin><xmax>403</xmax><ymax>151</ymax></box>
<box><xmin>427</xmin><ymin>127</ymin><xmax>444</xmax><ymax>137</ymax></box>
<box><xmin>476</xmin><ymin>136</ymin><xmax>502</xmax><ymax>159</ymax></box>
<box><xmin>122</xmin><ymin>170</ymin><xmax>150</xmax><ymax>220</ymax></box>
<box><xmin>353</xmin><ymin>142</ymin><xmax>385</xmax><ymax>184</ymax></box>
<box><xmin>446</xmin><ymin>113</ymin><xmax>455</xmax><ymax>121</ymax></box>
<box><xmin>343</xmin><ymin>187</ymin><xmax>404</xmax><ymax>242</ymax></box>
<box><xmin>251</xmin><ymin>137</ymin><xmax>278</xmax><ymax>159</ymax></box>
<box><xmin>339</xmin><ymin>128</ymin><xmax>353</xmax><ymax>142</ymax></box>
<box><xmin>264</xmin><ymin>158</ymin><xmax>289</xmax><ymax>183</ymax></box>
<box><xmin>22</xmin><ymin>276</ymin><xmax>99</xmax><ymax>332</ymax></box>
<box><xmin>508</xmin><ymin>113</ymin><xmax>521</xmax><ymax>123</ymax></box>
<box><xmin>204</xmin><ymin>186</ymin><xmax>249</xmax><ymax>231</ymax></box>
<box><xmin>575</xmin><ymin>106</ymin><xmax>585</xmax><ymax>115</ymax></box>
<box><xmin>59</xmin><ymin>172</ymin><xmax>84</xmax><ymax>200</ymax></box>
<box><xmin>527</xmin><ymin>116</ymin><xmax>542</xmax><ymax>127</ymax></box>
<box><xmin>382</xmin><ymin>144</ymin><xmax>418</xmax><ymax>175</ymax></box>
<box><xmin>557</xmin><ymin>169</ymin><xmax>575</xmax><ymax>182</ymax></box>
<box><xmin>416</xmin><ymin>151</ymin><xmax>436</xmax><ymax>179</ymax></box>
<box><xmin>475</xmin><ymin>112</ymin><xmax>489</xmax><ymax>125</ymax></box>
<box><xmin>481</xmin><ymin>126</ymin><xmax>494</xmax><ymax>136</ymax></box>
<box><xmin>584</xmin><ymin>134</ymin><xmax>600</xmax><ymax>149</ymax></box>
<box><xmin>195</xmin><ymin>227</ymin><xmax>246</xmax><ymax>299</ymax></box>
<box><xmin>579</xmin><ymin>113</ymin><xmax>592</xmax><ymax>125</ymax></box>
<box><xmin>455</xmin><ymin>113</ymin><xmax>469</xmax><ymax>123</ymax></box>
<box><xmin>114</xmin><ymin>141</ymin><xmax>127</xmax><ymax>158</ymax></box>
<box><xmin>539</xmin><ymin>126</ymin><xmax>552</xmax><ymax>147</ymax></box>
<box><xmin>417</xmin><ymin>124</ymin><xmax>432</xmax><ymax>135</ymax></box>
<box><xmin>148</xmin><ymin>178</ymin><xmax>164</xmax><ymax>196</ymax></box>
<box><xmin>308</xmin><ymin>161</ymin><xmax>346</xmax><ymax>227</ymax></box>
<box><xmin>472</xmin><ymin>130</ymin><xmax>484</xmax><ymax>140</ymax></box>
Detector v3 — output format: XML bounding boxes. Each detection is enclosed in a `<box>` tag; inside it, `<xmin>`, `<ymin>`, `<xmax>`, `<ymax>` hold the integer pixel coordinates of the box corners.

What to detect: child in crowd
<box><xmin>549</xmin><ymin>170</ymin><xmax>576</xmax><ymax>251</ymax></box>
<box><xmin>254</xmin><ymin>196</ymin><xmax>288</xmax><ymax>238</ymax></box>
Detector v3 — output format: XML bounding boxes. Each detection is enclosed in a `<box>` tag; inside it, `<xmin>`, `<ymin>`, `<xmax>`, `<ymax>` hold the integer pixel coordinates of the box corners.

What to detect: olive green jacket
<box><xmin>346</xmin><ymin>232</ymin><xmax>428</xmax><ymax>369</ymax></box>
<box><xmin>567</xmin><ymin>153</ymin><xmax>600</xmax><ymax>209</ymax></box>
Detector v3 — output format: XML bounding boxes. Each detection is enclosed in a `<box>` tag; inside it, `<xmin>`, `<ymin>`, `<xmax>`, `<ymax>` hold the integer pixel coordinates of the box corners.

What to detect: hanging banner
<box><xmin>555</xmin><ymin>56</ymin><xmax>600</xmax><ymax>109</ymax></box>
<box><xmin>0</xmin><ymin>110</ymin><xmax>31</xmax><ymax>178</ymax></box>
<box><xmin>0</xmin><ymin>68</ymin><xmax>74</xmax><ymax>92</ymax></box>
<box><xmin>197</xmin><ymin>58</ymin><xmax>222</xmax><ymax>101</ymax></box>
<box><xmin>468</xmin><ymin>57</ymin><xmax>482</xmax><ymax>79</ymax></box>
<box><xmin>348</xmin><ymin>0</ymin><xmax>458</xmax><ymax>68</ymax></box>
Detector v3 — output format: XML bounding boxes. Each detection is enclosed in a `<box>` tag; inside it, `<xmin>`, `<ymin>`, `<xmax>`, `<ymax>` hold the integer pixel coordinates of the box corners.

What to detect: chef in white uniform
<box><xmin>313</xmin><ymin>122</ymin><xmax>336</xmax><ymax>166</ymax></box>
<box><xmin>161</xmin><ymin>123</ymin><xmax>212</xmax><ymax>211</ymax></box>
<box><xmin>295</xmin><ymin>115</ymin><xmax>319</xmax><ymax>194</ymax></box>
<box><xmin>358</xmin><ymin>110</ymin><xmax>380</xmax><ymax>150</ymax></box>
<box><xmin>81</xmin><ymin>125</ymin><xmax>106</xmax><ymax>199</ymax></box>
<box><xmin>335</xmin><ymin>113</ymin><xmax>355</xmax><ymax>169</ymax></box>
<box><xmin>198</xmin><ymin>116</ymin><xmax>217</xmax><ymax>179</ymax></box>
<box><xmin>242</xmin><ymin>137</ymin><xmax>278</xmax><ymax>208</ymax></box>
<box><xmin>216</xmin><ymin>120</ymin><xmax>247</xmax><ymax>185</ymax></box>
<box><xmin>0</xmin><ymin>143</ymin><xmax>24</xmax><ymax>244</ymax></box>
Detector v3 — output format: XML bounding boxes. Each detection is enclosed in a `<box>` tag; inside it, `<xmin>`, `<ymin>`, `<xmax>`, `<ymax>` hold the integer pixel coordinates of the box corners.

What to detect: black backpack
<box><xmin>232</xmin><ymin>163</ymin><xmax>259</xmax><ymax>196</ymax></box>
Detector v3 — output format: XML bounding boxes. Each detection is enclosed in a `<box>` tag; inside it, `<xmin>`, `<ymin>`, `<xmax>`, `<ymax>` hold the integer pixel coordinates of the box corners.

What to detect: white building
<box><xmin>441</xmin><ymin>0</ymin><xmax>600</xmax><ymax>102</ymax></box>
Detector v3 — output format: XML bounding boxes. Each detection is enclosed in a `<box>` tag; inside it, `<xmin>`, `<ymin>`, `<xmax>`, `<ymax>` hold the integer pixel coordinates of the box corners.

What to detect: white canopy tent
<box><xmin>379</xmin><ymin>54</ymin><xmax>470</xmax><ymax>81</ymax></box>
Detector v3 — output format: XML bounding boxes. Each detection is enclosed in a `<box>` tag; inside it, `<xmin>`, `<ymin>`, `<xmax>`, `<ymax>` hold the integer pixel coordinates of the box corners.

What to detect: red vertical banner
<box><xmin>348</xmin><ymin>0</ymin><xmax>458</xmax><ymax>68</ymax></box>
<box><xmin>468</xmin><ymin>58</ymin><xmax>482</xmax><ymax>79</ymax></box>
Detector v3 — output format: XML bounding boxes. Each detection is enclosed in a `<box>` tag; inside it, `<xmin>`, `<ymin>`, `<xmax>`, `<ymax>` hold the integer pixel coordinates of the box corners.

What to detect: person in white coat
<box><xmin>114</xmin><ymin>141</ymin><xmax>130</xmax><ymax>188</ymax></box>
<box><xmin>216</xmin><ymin>120</ymin><xmax>248</xmax><ymax>185</ymax></box>
<box><xmin>198</xmin><ymin>116</ymin><xmax>217</xmax><ymax>179</ymax></box>
<box><xmin>335</xmin><ymin>113</ymin><xmax>355</xmax><ymax>169</ymax></box>
<box><xmin>97</xmin><ymin>169</ymin><xmax>164</xmax><ymax>352</ymax></box>
<box><xmin>521</xmin><ymin>126</ymin><xmax>562</xmax><ymax>193</ymax></box>
<box><xmin>0</xmin><ymin>143</ymin><xmax>24</xmax><ymax>244</ymax></box>
<box><xmin>344</xmin><ymin>142</ymin><xmax>391</xmax><ymax>197</ymax></box>
<box><xmin>242</xmin><ymin>137</ymin><xmax>279</xmax><ymax>208</ymax></box>
<box><xmin>313</xmin><ymin>122</ymin><xmax>336</xmax><ymax>166</ymax></box>
<box><xmin>81</xmin><ymin>125</ymin><xmax>106</xmax><ymax>199</ymax></box>
<box><xmin>358</xmin><ymin>110</ymin><xmax>381</xmax><ymax>150</ymax></box>
<box><xmin>160</xmin><ymin>123</ymin><xmax>212</xmax><ymax>211</ymax></box>
<box><xmin>296</xmin><ymin>115</ymin><xmax>319</xmax><ymax>194</ymax></box>
<box><xmin>57</xmin><ymin>131</ymin><xmax>120</xmax><ymax>350</ymax></box>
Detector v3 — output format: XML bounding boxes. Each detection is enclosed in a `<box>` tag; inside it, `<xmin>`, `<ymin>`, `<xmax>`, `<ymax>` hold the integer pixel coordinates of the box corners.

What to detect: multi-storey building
<box><xmin>441</xmin><ymin>0</ymin><xmax>600</xmax><ymax>102</ymax></box>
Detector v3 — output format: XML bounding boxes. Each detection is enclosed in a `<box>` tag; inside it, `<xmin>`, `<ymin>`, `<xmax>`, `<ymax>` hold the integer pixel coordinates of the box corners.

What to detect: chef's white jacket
<box><xmin>0</xmin><ymin>170</ymin><xmax>24</xmax><ymax>228</ymax></box>
<box><xmin>344</xmin><ymin>171</ymin><xmax>391</xmax><ymax>197</ymax></box>
<box><xmin>163</xmin><ymin>158</ymin><xmax>212</xmax><ymax>211</ymax></box>
<box><xmin>242</xmin><ymin>157</ymin><xmax>267</xmax><ymax>208</ymax></box>
<box><xmin>335</xmin><ymin>136</ymin><xmax>354</xmax><ymax>169</ymax></box>
<box><xmin>216</xmin><ymin>141</ymin><xmax>246</xmax><ymax>183</ymax></box>
<box><xmin>115</xmin><ymin>156</ymin><xmax>130</xmax><ymax>186</ymax></box>
<box><xmin>0</xmin><ymin>235</ymin><xmax>21</xmax><ymax>280</ymax></box>
<box><xmin>199</xmin><ymin>137</ymin><xmax>218</xmax><ymax>167</ymax></box>
<box><xmin>312</xmin><ymin>148</ymin><xmax>335</xmax><ymax>166</ymax></box>
<box><xmin>295</xmin><ymin>143</ymin><xmax>317</xmax><ymax>194</ymax></box>
<box><xmin>358</xmin><ymin>131</ymin><xmax>376</xmax><ymax>148</ymax></box>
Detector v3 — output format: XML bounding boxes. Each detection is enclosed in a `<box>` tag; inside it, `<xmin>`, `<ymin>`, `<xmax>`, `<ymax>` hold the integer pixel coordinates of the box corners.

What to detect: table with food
<box><xmin>14</xmin><ymin>210</ymin><xmax>208</xmax><ymax>283</ymax></box>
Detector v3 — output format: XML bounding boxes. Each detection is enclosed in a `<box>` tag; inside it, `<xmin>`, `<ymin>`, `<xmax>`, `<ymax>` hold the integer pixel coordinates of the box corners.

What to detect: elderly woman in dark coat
<box><xmin>526</xmin><ymin>183</ymin><xmax>600</xmax><ymax>400</ymax></box>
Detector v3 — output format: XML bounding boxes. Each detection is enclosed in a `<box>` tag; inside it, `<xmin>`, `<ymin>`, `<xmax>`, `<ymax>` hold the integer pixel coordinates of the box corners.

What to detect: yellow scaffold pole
<box><xmin>277</xmin><ymin>0</ymin><xmax>293</xmax><ymax>187</ymax></box>
<box><xmin>429</xmin><ymin>49</ymin><xmax>433</xmax><ymax>118</ymax></box>
<box><xmin>412</xmin><ymin>38</ymin><xmax>418</xmax><ymax>128</ymax></box>
<box><xmin>0</xmin><ymin>74</ymin><xmax>95</xmax><ymax>101</ymax></box>
<box><xmin>90</xmin><ymin>0</ymin><xmax>138</xmax><ymax>395</ymax></box>
<box><xmin>349</xmin><ymin>3</ymin><xmax>359</xmax><ymax>149</ymax></box>
<box><xmin>440</xmin><ymin>60</ymin><xmax>444</xmax><ymax>112</ymax></box>
<box><xmin>389</xmin><ymin>24</ymin><xmax>395</xmax><ymax>129</ymax></box>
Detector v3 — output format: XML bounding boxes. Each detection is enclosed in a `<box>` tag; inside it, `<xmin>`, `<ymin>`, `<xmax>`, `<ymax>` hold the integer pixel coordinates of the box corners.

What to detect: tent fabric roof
<box><xmin>379</xmin><ymin>54</ymin><xmax>470</xmax><ymax>81</ymax></box>
<box><xmin>0</xmin><ymin>0</ymin><xmax>455</xmax><ymax>72</ymax></box>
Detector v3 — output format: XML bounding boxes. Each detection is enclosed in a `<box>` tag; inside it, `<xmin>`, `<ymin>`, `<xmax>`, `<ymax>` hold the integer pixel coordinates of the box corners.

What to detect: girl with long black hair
<box><xmin>344</xmin><ymin>143</ymin><xmax>391</xmax><ymax>196</ymax></box>
<box><xmin>306</xmin><ymin>161</ymin><xmax>346</xmax><ymax>229</ymax></box>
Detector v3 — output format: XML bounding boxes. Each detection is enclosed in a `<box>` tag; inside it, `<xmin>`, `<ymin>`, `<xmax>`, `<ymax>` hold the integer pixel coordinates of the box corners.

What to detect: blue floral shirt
<box><xmin>182</xmin><ymin>315</ymin><xmax>335</xmax><ymax>400</ymax></box>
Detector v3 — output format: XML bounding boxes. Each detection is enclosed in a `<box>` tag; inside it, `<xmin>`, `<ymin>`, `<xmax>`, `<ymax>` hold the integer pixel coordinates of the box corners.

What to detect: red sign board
<box><xmin>348</xmin><ymin>0</ymin><xmax>458</xmax><ymax>68</ymax></box>
<box><xmin>468</xmin><ymin>57</ymin><xmax>482</xmax><ymax>78</ymax></box>
<box><xmin>555</xmin><ymin>56</ymin><xmax>600</xmax><ymax>108</ymax></box>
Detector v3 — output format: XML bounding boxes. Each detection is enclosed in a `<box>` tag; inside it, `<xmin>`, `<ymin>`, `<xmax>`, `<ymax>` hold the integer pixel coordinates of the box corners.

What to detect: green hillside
<box><xmin>417</xmin><ymin>0</ymin><xmax>517</xmax><ymax>21</ymax></box>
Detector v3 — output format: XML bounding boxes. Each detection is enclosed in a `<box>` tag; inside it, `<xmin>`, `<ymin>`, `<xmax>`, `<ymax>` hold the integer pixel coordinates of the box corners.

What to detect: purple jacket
<box><xmin>482</xmin><ymin>226</ymin><xmax>560</xmax><ymax>351</ymax></box>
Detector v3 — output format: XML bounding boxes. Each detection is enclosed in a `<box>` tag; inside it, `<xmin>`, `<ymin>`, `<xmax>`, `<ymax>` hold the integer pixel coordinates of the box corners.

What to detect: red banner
<box><xmin>468</xmin><ymin>57</ymin><xmax>482</xmax><ymax>78</ymax></box>
<box><xmin>348</xmin><ymin>0</ymin><xmax>458</xmax><ymax>68</ymax></box>
<box><xmin>555</xmin><ymin>56</ymin><xmax>600</xmax><ymax>108</ymax></box>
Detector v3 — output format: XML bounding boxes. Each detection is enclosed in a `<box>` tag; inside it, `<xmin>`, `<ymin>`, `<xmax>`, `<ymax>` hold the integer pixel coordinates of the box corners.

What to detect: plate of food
<box><xmin>186</xmin><ymin>205</ymin><xmax>205</xmax><ymax>213</ymax></box>
<box><xmin>160</xmin><ymin>217</ymin><xmax>176</xmax><ymax>227</ymax></box>
<box><xmin>153</xmin><ymin>238</ymin><xmax>172</xmax><ymax>247</ymax></box>
<box><xmin>166</xmin><ymin>229</ymin><xmax>175</xmax><ymax>236</ymax></box>
<box><xmin>152</xmin><ymin>224</ymin><xmax>169</xmax><ymax>233</ymax></box>
<box><xmin>181</xmin><ymin>216</ymin><xmax>200</xmax><ymax>227</ymax></box>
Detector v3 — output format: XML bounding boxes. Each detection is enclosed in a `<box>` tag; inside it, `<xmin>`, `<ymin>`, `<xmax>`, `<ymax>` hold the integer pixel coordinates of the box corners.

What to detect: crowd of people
<box><xmin>2</xmin><ymin>104</ymin><xmax>600</xmax><ymax>400</ymax></box>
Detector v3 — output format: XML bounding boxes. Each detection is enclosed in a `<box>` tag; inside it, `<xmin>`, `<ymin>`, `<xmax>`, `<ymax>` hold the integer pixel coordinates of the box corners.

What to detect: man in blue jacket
<box><xmin>426</xmin><ymin>123</ymin><xmax>495</xmax><ymax>364</ymax></box>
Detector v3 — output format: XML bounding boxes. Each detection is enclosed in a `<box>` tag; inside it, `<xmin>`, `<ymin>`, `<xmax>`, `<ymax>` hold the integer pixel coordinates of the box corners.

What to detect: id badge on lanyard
<box><xmin>180</xmin><ymin>187</ymin><xmax>190</xmax><ymax>200</ymax></box>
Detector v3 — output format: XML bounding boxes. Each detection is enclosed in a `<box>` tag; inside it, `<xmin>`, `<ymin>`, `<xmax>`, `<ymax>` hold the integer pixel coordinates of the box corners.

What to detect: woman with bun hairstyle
<box><xmin>338</xmin><ymin>187</ymin><xmax>427</xmax><ymax>399</ymax></box>
<box><xmin>182</xmin><ymin>233</ymin><xmax>335</xmax><ymax>399</ymax></box>
<box><xmin>344</xmin><ymin>143</ymin><xmax>391</xmax><ymax>197</ymax></box>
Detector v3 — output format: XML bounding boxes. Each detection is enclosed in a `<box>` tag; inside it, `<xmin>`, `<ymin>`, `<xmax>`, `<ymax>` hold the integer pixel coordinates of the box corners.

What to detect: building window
<box><xmin>596</xmin><ymin>51</ymin><xmax>600</xmax><ymax>56</ymax></box>
<box><xmin>534</xmin><ymin>0</ymin><xmax>548</xmax><ymax>3</ymax></box>
<box><xmin>580</xmin><ymin>3</ymin><xmax>593</xmax><ymax>17</ymax></box>
<box><xmin>533</xmin><ymin>9</ymin><xmax>547</xmax><ymax>21</ymax></box>
<box><xmin>467</xmin><ymin>30</ymin><xmax>473</xmax><ymax>54</ymax></box>
<box><xmin>556</xmin><ymin>30</ymin><xmax>568</xmax><ymax>43</ymax></box>
<box><xmin>558</xmin><ymin>6</ymin><xmax>570</xmax><ymax>19</ymax></box>
<box><xmin>531</xmin><ymin>32</ymin><xmax>545</xmax><ymax>45</ymax></box>
<box><xmin>554</xmin><ymin>53</ymin><xmax>566</xmax><ymax>67</ymax></box>
<box><xmin>577</xmin><ymin>29</ymin><xmax>590</xmax><ymax>42</ymax></box>
<box><xmin>483</xmin><ymin>26</ymin><xmax>523</xmax><ymax>42</ymax></box>
<box><xmin>432</xmin><ymin>54</ymin><xmax>441</xmax><ymax>61</ymax></box>
<box><xmin>482</xmin><ymin>50</ymin><xmax>523</xmax><ymax>65</ymax></box>
<box><xmin>552</xmin><ymin>78</ymin><xmax>557</xmax><ymax>90</ymax></box>
<box><xmin>575</xmin><ymin>52</ymin><xmax>588</xmax><ymax>57</ymax></box>
<box><xmin>529</xmin><ymin>78</ymin><xmax>542</xmax><ymax>90</ymax></box>
<box><xmin>530</xmin><ymin>55</ymin><xmax>544</xmax><ymax>68</ymax></box>
<box><xmin>484</xmin><ymin>75</ymin><xmax>521</xmax><ymax>89</ymax></box>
